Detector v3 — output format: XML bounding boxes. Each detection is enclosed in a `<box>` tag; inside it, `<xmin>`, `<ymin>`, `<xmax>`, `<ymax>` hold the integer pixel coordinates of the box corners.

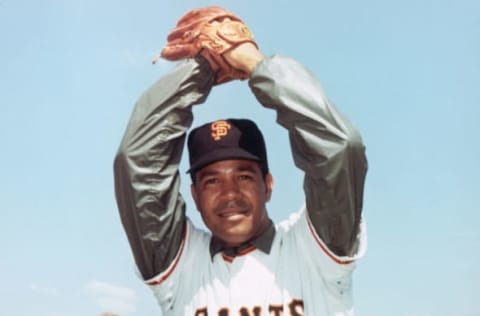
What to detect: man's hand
<box><xmin>155</xmin><ymin>6</ymin><xmax>262</xmax><ymax>84</ymax></box>
<box><xmin>223</xmin><ymin>42</ymin><xmax>264</xmax><ymax>76</ymax></box>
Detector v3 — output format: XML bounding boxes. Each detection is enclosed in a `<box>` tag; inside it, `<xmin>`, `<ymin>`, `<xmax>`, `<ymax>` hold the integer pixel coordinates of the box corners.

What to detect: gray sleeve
<box><xmin>114</xmin><ymin>58</ymin><xmax>214</xmax><ymax>280</ymax></box>
<box><xmin>249</xmin><ymin>55</ymin><xmax>368</xmax><ymax>257</ymax></box>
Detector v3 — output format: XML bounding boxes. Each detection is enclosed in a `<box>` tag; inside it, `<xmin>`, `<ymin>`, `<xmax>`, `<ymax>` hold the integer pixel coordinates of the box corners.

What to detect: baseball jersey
<box><xmin>147</xmin><ymin>209</ymin><xmax>366</xmax><ymax>316</ymax></box>
<box><xmin>114</xmin><ymin>55</ymin><xmax>368</xmax><ymax>315</ymax></box>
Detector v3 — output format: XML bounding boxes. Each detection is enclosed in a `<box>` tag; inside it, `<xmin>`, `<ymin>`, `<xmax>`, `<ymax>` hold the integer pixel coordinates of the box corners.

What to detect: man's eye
<box><xmin>203</xmin><ymin>178</ymin><xmax>219</xmax><ymax>185</ymax></box>
<box><xmin>238</xmin><ymin>174</ymin><xmax>253</xmax><ymax>181</ymax></box>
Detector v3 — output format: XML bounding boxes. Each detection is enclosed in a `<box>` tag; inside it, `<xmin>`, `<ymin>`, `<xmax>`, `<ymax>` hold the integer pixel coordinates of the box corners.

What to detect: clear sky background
<box><xmin>1</xmin><ymin>0</ymin><xmax>479</xmax><ymax>315</ymax></box>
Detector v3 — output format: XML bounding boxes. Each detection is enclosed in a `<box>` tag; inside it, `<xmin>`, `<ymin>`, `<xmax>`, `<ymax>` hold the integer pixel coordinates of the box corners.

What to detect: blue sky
<box><xmin>1</xmin><ymin>0</ymin><xmax>479</xmax><ymax>315</ymax></box>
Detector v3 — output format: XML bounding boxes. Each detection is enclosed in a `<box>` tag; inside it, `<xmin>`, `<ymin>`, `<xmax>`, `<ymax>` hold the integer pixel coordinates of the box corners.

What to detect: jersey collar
<box><xmin>209</xmin><ymin>220</ymin><xmax>276</xmax><ymax>259</ymax></box>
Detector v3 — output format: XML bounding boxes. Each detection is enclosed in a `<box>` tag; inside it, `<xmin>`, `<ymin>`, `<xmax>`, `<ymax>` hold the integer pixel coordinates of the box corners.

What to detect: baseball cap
<box><xmin>187</xmin><ymin>118</ymin><xmax>269</xmax><ymax>174</ymax></box>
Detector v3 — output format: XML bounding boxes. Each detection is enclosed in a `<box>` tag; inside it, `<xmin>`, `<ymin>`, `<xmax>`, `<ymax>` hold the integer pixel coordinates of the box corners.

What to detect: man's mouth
<box><xmin>215</xmin><ymin>201</ymin><xmax>249</xmax><ymax>218</ymax></box>
<box><xmin>219</xmin><ymin>209</ymin><xmax>248</xmax><ymax>218</ymax></box>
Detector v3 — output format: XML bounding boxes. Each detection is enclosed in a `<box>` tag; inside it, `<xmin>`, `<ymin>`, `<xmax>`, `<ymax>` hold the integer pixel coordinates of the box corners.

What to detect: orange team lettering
<box><xmin>194</xmin><ymin>300</ymin><xmax>304</xmax><ymax>316</ymax></box>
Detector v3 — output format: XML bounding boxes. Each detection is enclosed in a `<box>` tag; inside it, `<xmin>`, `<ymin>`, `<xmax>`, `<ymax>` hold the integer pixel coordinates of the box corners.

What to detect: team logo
<box><xmin>194</xmin><ymin>299</ymin><xmax>304</xmax><ymax>316</ymax></box>
<box><xmin>211</xmin><ymin>120</ymin><xmax>231</xmax><ymax>141</ymax></box>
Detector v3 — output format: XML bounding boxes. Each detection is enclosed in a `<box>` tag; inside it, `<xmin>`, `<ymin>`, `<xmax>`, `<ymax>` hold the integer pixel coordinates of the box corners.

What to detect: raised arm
<box><xmin>248</xmin><ymin>55</ymin><xmax>367</xmax><ymax>257</ymax></box>
<box><xmin>114</xmin><ymin>58</ymin><xmax>213</xmax><ymax>280</ymax></box>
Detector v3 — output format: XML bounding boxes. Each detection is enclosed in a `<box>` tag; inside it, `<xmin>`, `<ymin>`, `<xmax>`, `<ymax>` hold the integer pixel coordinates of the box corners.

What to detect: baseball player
<box><xmin>114</xmin><ymin>7</ymin><xmax>367</xmax><ymax>316</ymax></box>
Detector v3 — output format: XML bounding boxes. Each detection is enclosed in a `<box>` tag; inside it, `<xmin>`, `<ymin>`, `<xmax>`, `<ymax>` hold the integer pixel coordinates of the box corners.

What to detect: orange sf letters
<box><xmin>211</xmin><ymin>121</ymin><xmax>231</xmax><ymax>141</ymax></box>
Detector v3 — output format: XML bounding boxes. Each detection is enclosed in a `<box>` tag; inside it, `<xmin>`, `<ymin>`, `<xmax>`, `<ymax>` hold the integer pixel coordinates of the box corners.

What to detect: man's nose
<box><xmin>221</xmin><ymin>178</ymin><xmax>241</xmax><ymax>197</ymax></box>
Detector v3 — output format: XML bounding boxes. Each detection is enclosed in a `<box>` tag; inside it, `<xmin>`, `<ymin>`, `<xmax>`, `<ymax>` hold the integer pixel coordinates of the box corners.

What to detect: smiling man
<box><xmin>187</xmin><ymin>119</ymin><xmax>273</xmax><ymax>251</ymax></box>
<box><xmin>114</xmin><ymin>6</ymin><xmax>368</xmax><ymax>316</ymax></box>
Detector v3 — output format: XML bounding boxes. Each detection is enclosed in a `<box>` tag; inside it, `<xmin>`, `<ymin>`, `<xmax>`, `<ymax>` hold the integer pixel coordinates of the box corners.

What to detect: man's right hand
<box><xmin>223</xmin><ymin>42</ymin><xmax>264</xmax><ymax>77</ymax></box>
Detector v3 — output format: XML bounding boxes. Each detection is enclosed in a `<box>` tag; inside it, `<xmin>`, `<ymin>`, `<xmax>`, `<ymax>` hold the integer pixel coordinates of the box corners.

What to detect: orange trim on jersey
<box><xmin>222</xmin><ymin>254</ymin><xmax>234</xmax><ymax>263</ymax></box>
<box><xmin>146</xmin><ymin>223</ymin><xmax>188</xmax><ymax>286</ymax></box>
<box><xmin>221</xmin><ymin>245</ymin><xmax>257</xmax><ymax>263</ymax></box>
<box><xmin>306</xmin><ymin>216</ymin><xmax>354</xmax><ymax>265</ymax></box>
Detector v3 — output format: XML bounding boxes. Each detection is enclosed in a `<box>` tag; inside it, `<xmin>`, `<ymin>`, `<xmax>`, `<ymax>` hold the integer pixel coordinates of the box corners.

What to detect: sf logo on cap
<box><xmin>211</xmin><ymin>120</ymin><xmax>231</xmax><ymax>141</ymax></box>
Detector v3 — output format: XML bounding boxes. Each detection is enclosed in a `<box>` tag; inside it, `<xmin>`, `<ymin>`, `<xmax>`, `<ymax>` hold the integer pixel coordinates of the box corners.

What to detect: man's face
<box><xmin>191</xmin><ymin>159</ymin><xmax>273</xmax><ymax>247</ymax></box>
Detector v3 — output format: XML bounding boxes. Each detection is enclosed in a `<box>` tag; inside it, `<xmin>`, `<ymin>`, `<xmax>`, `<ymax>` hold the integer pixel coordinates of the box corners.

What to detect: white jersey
<box><xmin>146</xmin><ymin>208</ymin><xmax>367</xmax><ymax>316</ymax></box>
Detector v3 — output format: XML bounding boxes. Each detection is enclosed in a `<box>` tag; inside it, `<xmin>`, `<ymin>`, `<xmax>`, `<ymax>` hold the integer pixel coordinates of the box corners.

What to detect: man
<box><xmin>114</xmin><ymin>7</ymin><xmax>367</xmax><ymax>316</ymax></box>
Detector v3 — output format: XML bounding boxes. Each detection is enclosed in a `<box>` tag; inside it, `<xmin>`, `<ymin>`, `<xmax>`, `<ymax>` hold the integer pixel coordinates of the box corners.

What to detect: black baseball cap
<box><xmin>187</xmin><ymin>118</ymin><xmax>269</xmax><ymax>174</ymax></box>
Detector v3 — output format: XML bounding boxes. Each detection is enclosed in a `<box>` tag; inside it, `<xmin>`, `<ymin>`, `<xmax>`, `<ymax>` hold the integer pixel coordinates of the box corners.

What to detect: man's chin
<box><xmin>218</xmin><ymin>228</ymin><xmax>253</xmax><ymax>246</ymax></box>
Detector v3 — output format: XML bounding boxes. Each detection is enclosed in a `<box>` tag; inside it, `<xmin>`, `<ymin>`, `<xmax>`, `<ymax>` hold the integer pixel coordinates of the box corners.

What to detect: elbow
<box><xmin>344</xmin><ymin>126</ymin><xmax>364</xmax><ymax>152</ymax></box>
<box><xmin>339</xmin><ymin>126</ymin><xmax>367</xmax><ymax>167</ymax></box>
<box><xmin>335</xmin><ymin>127</ymin><xmax>368</xmax><ymax>175</ymax></box>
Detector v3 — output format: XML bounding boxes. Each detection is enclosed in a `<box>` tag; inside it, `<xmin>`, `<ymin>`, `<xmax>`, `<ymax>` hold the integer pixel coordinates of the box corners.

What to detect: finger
<box><xmin>161</xmin><ymin>43</ymin><xmax>201</xmax><ymax>60</ymax></box>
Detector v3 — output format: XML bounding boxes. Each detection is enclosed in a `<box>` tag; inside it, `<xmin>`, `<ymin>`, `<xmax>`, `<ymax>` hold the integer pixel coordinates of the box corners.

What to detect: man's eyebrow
<box><xmin>236</xmin><ymin>164</ymin><xmax>258</xmax><ymax>173</ymax></box>
<box><xmin>196</xmin><ymin>169</ymin><xmax>220</xmax><ymax>179</ymax></box>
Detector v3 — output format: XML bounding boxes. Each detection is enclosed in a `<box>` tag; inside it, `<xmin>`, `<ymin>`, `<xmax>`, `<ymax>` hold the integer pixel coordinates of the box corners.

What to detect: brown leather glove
<box><xmin>153</xmin><ymin>6</ymin><xmax>258</xmax><ymax>84</ymax></box>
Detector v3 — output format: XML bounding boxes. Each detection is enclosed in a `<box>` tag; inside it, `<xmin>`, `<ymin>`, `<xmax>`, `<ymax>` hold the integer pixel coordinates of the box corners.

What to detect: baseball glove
<box><xmin>153</xmin><ymin>6</ymin><xmax>258</xmax><ymax>84</ymax></box>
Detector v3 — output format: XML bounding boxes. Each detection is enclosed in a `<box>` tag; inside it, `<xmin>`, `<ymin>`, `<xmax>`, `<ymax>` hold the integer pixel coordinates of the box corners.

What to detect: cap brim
<box><xmin>187</xmin><ymin>147</ymin><xmax>261</xmax><ymax>173</ymax></box>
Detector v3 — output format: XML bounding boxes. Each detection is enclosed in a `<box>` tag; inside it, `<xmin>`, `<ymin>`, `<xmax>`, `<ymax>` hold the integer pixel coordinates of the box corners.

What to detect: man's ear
<box><xmin>265</xmin><ymin>173</ymin><xmax>274</xmax><ymax>202</ymax></box>
<box><xmin>190</xmin><ymin>183</ymin><xmax>201</xmax><ymax>212</ymax></box>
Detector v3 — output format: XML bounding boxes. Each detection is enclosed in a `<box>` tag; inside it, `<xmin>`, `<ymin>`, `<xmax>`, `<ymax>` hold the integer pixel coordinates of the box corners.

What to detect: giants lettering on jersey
<box><xmin>194</xmin><ymin>299</ymin><xmax>304</xmax><ymax>316</ymax></box>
